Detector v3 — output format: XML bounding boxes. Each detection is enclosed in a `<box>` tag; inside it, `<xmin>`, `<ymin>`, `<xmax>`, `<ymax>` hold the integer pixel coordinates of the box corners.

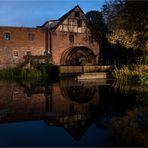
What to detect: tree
<box><xmin>125</xmin><ymin>1</ymin><xmax>148</xmax><ymax>52</ymax></box>
<box><xmin>86</xmin><ymin>10</ymin><xmax>108</xmax><ymax>43</ymax></box>
<box><xmin>86</xmin><ymin>10</ymin><xmax>110</xmax><ymax>64</ymax></box>
<box><xmin>102</xmin><ymin>0</ymin><xmax>148</xmax><ymax>51</ymax></box>
<box><xmin>101</xmin><ymin>0</ymin><xmax>148</xmax><ymax>64</ymax></box>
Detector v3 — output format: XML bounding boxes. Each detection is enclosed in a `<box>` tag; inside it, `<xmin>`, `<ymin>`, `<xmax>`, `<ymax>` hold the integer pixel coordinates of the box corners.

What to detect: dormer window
<box><xmin>75</xmin><ymin>11</ymin><xmax>80</xmax><ymax>17</ymax></box>
<box><xmin>3</xmin><ymin>32</ymin><xmax>10</xmax><ymax>40</ymax></box>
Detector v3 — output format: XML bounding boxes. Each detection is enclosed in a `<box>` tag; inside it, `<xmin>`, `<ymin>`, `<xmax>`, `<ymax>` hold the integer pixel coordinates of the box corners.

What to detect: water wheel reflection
<box><xmin>61</xmin><ymin>85</ymin><xmax>96</xmax><ymax>103</ymax></box>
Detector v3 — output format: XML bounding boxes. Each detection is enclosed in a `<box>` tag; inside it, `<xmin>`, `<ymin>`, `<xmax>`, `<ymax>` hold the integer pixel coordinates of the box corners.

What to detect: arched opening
<box><xmin>61</xmin><ymin>85</ymin><xmax>96</xmax><ymax>104</ymax></box>
<box><xmin>60</xmin><ymin>47</ymin><xmax>96</xmax><ymax>65</ymax></box>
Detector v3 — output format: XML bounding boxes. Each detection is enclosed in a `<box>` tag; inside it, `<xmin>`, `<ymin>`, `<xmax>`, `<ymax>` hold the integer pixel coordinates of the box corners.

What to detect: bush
<box><xmin>140</xmin><ymin>71</ymin><xmax>148</xmax><ymax>86</ymax></box>
<box><xmin>112</xmin><ymin>66</ymin><xmax>141</xmax><ymax>83</ymax></box>
<box><xmin>0</xmin><ymin>68</ymin><xmax>42</xmax><ymax>81</ymax></box>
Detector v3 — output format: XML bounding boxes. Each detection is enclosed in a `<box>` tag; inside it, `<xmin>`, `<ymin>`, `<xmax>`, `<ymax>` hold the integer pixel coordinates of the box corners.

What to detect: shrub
<box><xmin>112</xmin><ymin>66</ymin><xmax>142</xmax><ymax>82</ymax></box>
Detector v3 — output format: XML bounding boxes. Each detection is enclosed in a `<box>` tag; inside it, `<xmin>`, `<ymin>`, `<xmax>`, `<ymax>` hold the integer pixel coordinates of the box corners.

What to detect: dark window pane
<box><xmin>89</xmin><ymin>36</ymin><xmax>93</xmax><ymax>44</ymax></box>
<box><xmin>4</xmin><ymin>33</ymin><xmax>10</xmax><ymax>40</ymax></box>
<box><xmin>75</xmin><ymin>11</ymin><xmax>80</xmax><ymax>17</ymax></box>
<box><xmin>13</xmin><ymin>51</ymin><xmax>18</xmax><ymax>56</ymax></box>
<box><xmin>28</xmin><ymin>33</ymin><xmax>34</xmax><ymax>41</ymax></box>
<box><xmin>26</xmin><ymin>51</ymin><xmax>31</xmax><ymax>55</ymax></box>
<box><xmin>77</xmin><ymin>19</ymin><xmax>82</xmax><ymax>27</ymax></box>
<box><xmin>69</xmin><ymin>34</ymin><xmax>74</xmax><ymax>43</ymax></box>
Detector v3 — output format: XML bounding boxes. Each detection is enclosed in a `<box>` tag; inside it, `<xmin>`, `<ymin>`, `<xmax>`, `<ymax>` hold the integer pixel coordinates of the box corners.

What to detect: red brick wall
<box><xmin>0</xmin><ymin>27</ymin><xmax>46</xmax><ymax>69</ymax></box>
<box><xmin>51</xmin><ymin>30</ymin><xmax>100</xmax><ymax>65</ymax></box>
<box><xmin>0</xmin><ymin>26</ymin><xmax>100</xmax><ymax>69</ymax></box>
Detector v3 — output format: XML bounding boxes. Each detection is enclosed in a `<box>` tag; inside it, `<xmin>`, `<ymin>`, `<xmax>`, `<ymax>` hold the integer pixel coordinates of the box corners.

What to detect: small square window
<box><xmin>28</xmin><ymin>33</ymin><xmax>34</xmax><ymax>41</ymax></box>
<box><xmin>26</xmin><ymin>51</ymin><xmax>31</xmax><ymax>56</ymax></box>
<box><xmin>69</xmin><ymin>34</ymin><xmax>74</xmax><ymax>43</ymax></box>
<box><xmin>13</xmin><ymin>51</ymin><xmax>18</xmax><ymax>57</ymax></box>
<box><xmin>89</xmin><ymin>36</ymin><xmax>93</xmax><ymax>44</ymax></box>
<box><xmin>4</xmin><ymin>32</ymin><xmax>10</xmax><ymax>40</ymax></box>
<box><xmin>77</xmin><ymin>19</ymin><xmax>82</xmax><ymax>27</ymax></box>
<box><xmin>75</xmin><ymin>11</ymin><xmax>80</xmax><ymax>17</ymax></box>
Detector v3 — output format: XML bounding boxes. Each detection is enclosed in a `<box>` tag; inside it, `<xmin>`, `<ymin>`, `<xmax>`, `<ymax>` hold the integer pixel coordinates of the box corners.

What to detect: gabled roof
<box><xmin>41</xmin><ymin>20</ymin><xmax>59</xmax><ymax>29</ymax></box>
<box><xmin>42</xmin><ymin>5</ymin><xmax>89</xmax><ymax>30</ymax></box>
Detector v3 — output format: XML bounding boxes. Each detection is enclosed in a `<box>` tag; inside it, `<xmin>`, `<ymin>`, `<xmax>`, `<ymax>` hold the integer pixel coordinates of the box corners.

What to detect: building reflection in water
<box><xmin>0</xmin><ymin>79</ymin><xmax>107</xmax><ymax>141</ymax></box>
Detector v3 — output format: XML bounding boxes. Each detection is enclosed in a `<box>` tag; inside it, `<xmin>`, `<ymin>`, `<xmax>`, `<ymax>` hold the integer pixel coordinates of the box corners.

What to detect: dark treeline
<box><xmin>86</xmin><ymin>0</ymin><xmax>148</xmax><ymax>66</ymax></box>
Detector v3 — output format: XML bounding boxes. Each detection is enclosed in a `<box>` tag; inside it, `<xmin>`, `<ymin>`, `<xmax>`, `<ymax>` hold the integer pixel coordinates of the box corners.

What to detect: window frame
<box><xmin>13</xmin><ymin>50</ymin><xmax>19</xmax><ymax>57</ymax></box>
<box><xmin>77</xmin><ymin>19</ymin><xmax>82</xmax><ymax>27</ymax></box>
<box><xmin>3</xmin><ymin>32</ymin><xmax>11</xmax><ymax>40</ymax></box>
<box><xmin>26</xmin><ymin>51</ymin><xmax>31</xmax><ymax>56</ymax></box>
<box><xmin>75</xmin><ymin>11</ymin><xmax>80</xmax><ymax>17</ymax></box>
<box><xmin>69</xmin><ymin>34</ymin><xmax>74</xmax><ymax>43</ymax></box>
<box><xmin>28</xmin><ymin>33</ymin><xmax>34</xmax><ymax>41</ymax></box>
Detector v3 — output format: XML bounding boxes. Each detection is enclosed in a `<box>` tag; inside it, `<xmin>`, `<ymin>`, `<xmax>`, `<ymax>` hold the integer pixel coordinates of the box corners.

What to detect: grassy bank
<box><xmin>0</xmin><ymin>68</ymin><xmax>42</xmax><ymax>81</ymax></box>
<box><xmin>112</xmin><ymin>65</ymin><xmax>148</xmax><ymax>86</ymax></box>
<box><xmin>0</xmin><ymin>64</ymin><xmax>51</xmax><ymax>81</ymax></box>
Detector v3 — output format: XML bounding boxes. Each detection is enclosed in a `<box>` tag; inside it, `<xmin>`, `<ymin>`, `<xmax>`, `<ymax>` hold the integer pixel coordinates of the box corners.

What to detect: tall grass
<box><xmin>139</xmin><ymin>71</ymin><xmax>148</xmax><ymax>86</ymax></box>
<box><xmin>0</xmin><ymin>68</ymin><xmax>41</xmax><ymax>81</ymax></box>
<box><xmin>0</xmin><ymin>67</ymin><xmax>45</xmax><ymax>81</ymax></box>
<box><xmin>112</xmin><ymin>66</ymin><xmax>141</xmax><ymax>82</ymax></box>
<box><xmin>112</xmin><ymin>65</ymin><xmax>148</xmax><ymax>86</ymax></box>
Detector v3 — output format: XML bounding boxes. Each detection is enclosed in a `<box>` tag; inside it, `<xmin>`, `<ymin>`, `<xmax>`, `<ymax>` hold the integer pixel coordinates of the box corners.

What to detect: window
<box><xmin>26</xmin><ymin>51</ymin><xmax>31</xmax><ymax>56</ymax></box>
<box><xmin>28</xmin><ymin>33</ymin><xmax>34</xmax><ymax>41</ymax></box>
<box><xmin>69</xmin><ymin>34</ymin><xmax>74</xmax><ymax>43</ymax></box>
<box><xmin>75</xmin><ymin>11</ymin><xmax>80</xmax><ymax>17</ymax></box>
<box><xmin>3</xmin><ymin>32</ymin><xmax>10</xmax><ymax>40</ymax></box>
<box><xmin>44</xmin><ymin>50</ymin><xmax>48</xmax><ymax>55</ymax></box>
<box><xmin>13</xmin><ymin>51</ymin><xmax>18</xmax><ymax>57</ymax></box>
<box><xmin>69</xmin><ymin>19</ymin><xmax>74</xmax><ymax>32</ymax></box>
<box><xmin>89</xmin><ymin>36</ymin><xmax>93</xmax><ymax>44</ymax></box>
<box><xmin>77</xmin><ymin>19</ymin><xmax>82</xmax><ymax>27</ymax></box>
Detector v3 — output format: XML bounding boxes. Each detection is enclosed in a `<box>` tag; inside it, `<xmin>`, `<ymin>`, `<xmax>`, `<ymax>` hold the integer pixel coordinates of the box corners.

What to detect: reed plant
<box><xmin>0</xmin><ymin>68</ymin><xmax>43</xmax><ymax>81</ymax></box>
<box><xmin>18</xmin><ymin>68</ymin><xmax>42</xmax><ymax>81</ymax></box>
<box><xmin>139</xmin><ymin>71</ymin><xmax>148</xmax><ymax>86</ymax></box>
<box><xmin>0</xmin><ymin>69</ymin><xmax>15</xmax><ymax>80</ymax></box>
<box><xmin>112</xmin><ymin>65</ymin><xmax>142</xmax><ymax>83</ymax></box>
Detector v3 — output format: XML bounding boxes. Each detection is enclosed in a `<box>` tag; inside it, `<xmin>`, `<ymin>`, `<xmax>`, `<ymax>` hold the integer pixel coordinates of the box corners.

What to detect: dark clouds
<box><xmin>0</xmin><ymin>0</ymin><xmax>105</xmax><ymax>27</ymax></box>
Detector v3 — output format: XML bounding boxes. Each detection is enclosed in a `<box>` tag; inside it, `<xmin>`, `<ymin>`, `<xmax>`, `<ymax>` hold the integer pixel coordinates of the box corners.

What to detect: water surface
<box><xmin>0</xmin><ymin>79</ymin><xmax>147</xmax><ymax>146</ymax></box>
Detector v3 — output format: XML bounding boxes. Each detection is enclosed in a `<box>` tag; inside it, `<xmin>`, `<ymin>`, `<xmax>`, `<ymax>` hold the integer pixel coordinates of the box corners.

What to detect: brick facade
<box><xmin>0</xmin><ymin>5</ymin><xmax>100</xmax><ymax>69</ymax></box>
<box><xmin>0</xmin><ymin>27</ymin><xmax>45</xmax><ymax>69</ymax></box>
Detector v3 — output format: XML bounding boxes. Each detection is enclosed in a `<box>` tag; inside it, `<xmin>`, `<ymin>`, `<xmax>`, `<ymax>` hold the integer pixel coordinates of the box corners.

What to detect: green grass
<box><xmin>0</xmin><ymin>67</ymin><xmax>47</xmax><ymax>81</ymax></box>
<box><xmin>139</xmin><ymin>71</ymin><xmax>148</xmax><ymax>86</ymax></box>
<box><xmin>0</xmin><ymin>68</ymin><xmax>41</xmax><ymax>81</ymax></box>
<box><xmin>112</xmin><ymin>65</ymin><xmax>148</xmax><ymax>86</ymax></box>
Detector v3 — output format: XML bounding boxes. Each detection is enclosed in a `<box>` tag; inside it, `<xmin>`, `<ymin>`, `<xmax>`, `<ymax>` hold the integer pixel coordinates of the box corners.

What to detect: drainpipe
<box><xmin>49</xmin><ymin>30</ymin><xmax>52</xmax><ymax>55</ymax></box>
<box><xmin>44</xmin><ymin>27</ymin><xmax>48</xmax><ymax>63</ymax></box>
<box><xmin>47</xmin><ymin>25</ymin><xmax>49</xmax><ymax>53</ymax></box>
<box><xmin>49</xmin><ymin>30</ymin><xmax>52</xmax><ymax>64</ymax></box>
<box><xmin>47</xmin><ymin>22</ymin><xmax>52</xmax><ymax>63</ymax></box>
<box><xmin>45</xmin><ymin>23</ymin><xmax>52</xmax><ymax>63</ymax></box>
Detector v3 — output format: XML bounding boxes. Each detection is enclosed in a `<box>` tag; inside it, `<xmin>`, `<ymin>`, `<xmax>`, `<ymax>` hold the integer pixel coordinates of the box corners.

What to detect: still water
<box><xmin>0</xmin><ymin>79</ymin><xmax>147</xmax><ymax>147</ymax></box>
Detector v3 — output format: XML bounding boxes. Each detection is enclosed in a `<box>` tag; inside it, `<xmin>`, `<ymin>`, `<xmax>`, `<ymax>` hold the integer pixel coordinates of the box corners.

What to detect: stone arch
<box><xmin>60</xmin><ymin>46</ymin><xmax>96</xmax><ymax>65</ymax></box>
<box><xmin>61</xmin><ymin>85</ymin><xmax>96</xmax><ymax>104</ymax></box>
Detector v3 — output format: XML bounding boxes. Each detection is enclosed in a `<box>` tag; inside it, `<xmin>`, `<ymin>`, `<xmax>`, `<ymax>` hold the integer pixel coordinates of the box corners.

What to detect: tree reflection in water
<box><xmin>108</xmin><ymin>82</ymin><xmax>148</xmax><ymax>146</ymax></box>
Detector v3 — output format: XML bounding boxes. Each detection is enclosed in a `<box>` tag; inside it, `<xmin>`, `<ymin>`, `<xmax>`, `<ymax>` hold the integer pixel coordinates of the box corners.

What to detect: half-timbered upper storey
<box><xmin>42</xmin><ymin>5</ymin><xmax>89</xmax><ymax>34</ymax></box>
